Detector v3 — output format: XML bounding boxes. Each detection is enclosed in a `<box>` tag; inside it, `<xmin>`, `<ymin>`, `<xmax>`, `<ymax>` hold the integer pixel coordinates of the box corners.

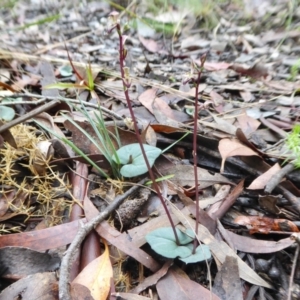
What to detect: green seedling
<box><xmin>45</xmin><ymin>62</ymin><xmax>95</xmax><ymax>91</ymax></box>
<box><xmin>35</xmin><ymin>93</ymin><xmax>120</xmax><ymax>178</ymax></box>
<box><xmin>46</xmin><ymin>44</ymin><xmax>95</xmax><ymax>92</ymax></box>
<box><xmin>68</xmin><ymin>100</ymin><xmax>121</xmax><ymax>177</ymax></box>
<box><xmin>61</xmin><ymin>116</ymin><xmax>118</xmax><ymax>178</ymax></box>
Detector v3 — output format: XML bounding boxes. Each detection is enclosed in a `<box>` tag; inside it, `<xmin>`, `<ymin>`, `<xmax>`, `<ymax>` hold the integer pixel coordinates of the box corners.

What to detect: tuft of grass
<box><xmin>68</xmin><ymin>101</ymin><xmax>121</xmax><ymax>177</ymax></box>
<box><xmin>289</xmin><ymin>59</ymin><xmax>300</xmax><ymax>81</ymax></box>
<box><xmin>285</xmin><ymin>124</ymin><xmax>300</xmax><ymax>168</ymax></box>
<box><xmin>35</xmin><ymin>100</ymin><xmax>122</xmax><ymax>179</ymax></box>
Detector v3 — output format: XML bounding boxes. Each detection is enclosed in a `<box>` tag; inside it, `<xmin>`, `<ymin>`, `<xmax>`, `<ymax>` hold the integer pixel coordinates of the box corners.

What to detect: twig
<box><xmin>58</xmin><ymin>177</ymin><xmax>148</xmax><ymax>300</ymax></box>
<box><xmin>259</xmin><ymin>115</ymin><xmax>288</xmax><ymax>138</ymax></box>
<box><xmin>0</xmin><ymin>93</ymin><xmax>123</xmax><ymax>120</ymax></box>
<box><xmin>265</xmin><ymin>163</ymin><xmax>295</xmax><ymax>194</ymax></box>
<box><xmin>0</xmin><ymin>99</ymin><xmax>60</xmax><ymax>133</ymax></box>
<box><xmin>287</xmin><ymin>243</ymin><xmax>299</xmax><ymax>300</ymax></box>
<box><xmin>277</xmin><ymin>185</ymin><xmax>300</xmax><ymax>214</ymax></box>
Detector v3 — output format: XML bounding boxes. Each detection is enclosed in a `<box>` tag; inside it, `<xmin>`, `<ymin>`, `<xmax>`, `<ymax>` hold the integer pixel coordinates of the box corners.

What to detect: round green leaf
<box><xmin>0</xmin><ymin>106</ymin><xmax>15</xmax><ymax>121</ymax></box>
<box><xmin>146</xmin><ymin>227</ymin><xmax>194</xmax><ymax>259</ymax></box>
<box><xmin>59</xmin><ymin>65</ymin><xmax>73</xmax><ymax>77</ymax></box>
<box><xmin>185</xmin><ymin>107</ymin><xmax>195</xmax><ymax>116</ymax></box>
<box><xmin>179</xmin><ymin>244</ymin><xmax>211</xmax><ymax>264</ymax></box>
<box><xmin>112</xmin><ymin>143</ymin><xmax>162</xmax><ymax>178</ymax></box>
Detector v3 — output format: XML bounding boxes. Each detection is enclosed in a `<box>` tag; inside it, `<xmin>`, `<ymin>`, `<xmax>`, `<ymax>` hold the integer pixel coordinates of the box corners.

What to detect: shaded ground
<box><xmin>1</xmin><ymin>0</ymin><xmax>300</xmax><ymax>299</ymax></box>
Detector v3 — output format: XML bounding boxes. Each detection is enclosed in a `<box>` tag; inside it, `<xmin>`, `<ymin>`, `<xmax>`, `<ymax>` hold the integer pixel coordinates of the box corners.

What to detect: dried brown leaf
<box><xmin>218</xmin><ymin>138</ymin><xmax>259</xmax><ymax>173</ymax></box>
<box><xmin>0</xmin><ymin>247</ymin><xmax>60</xmax><ymax>276</ymax></box>
<box><xmin>128</xmin><ymin>214</ymin><xmax>180</xmax><ymax>248</ymax></box>
<box><xmin>72</xmin><ymin>240</ymin><xmax>112</xmax><ymax>300</ymax></box>
<box><xmin>131</xmin><ymin>260</ymin><xmax>173</xmax><ymax>294</ymax></box>
<box><xmin>159</xmin><ymin>164</ymin><xmax>233</xmax><ymax>189</ymax></box>
<box><xmin>225</xmin><ymin>230</ymin><xmax>295</xmax><ymax>253</ymax></box>
<box><xmin>156</xmin><ymin>266</ymin><xmax>220</xmax><ymax>300</ymax></box>
<box><xmin>0</xmin><ymin>219</ymin><xmax>86</xmax><ymax>250</ymax></box>
<box><xmin>248</xmin><ymin>163</ymin><xmax>281</xmax><ymax>190</ymax></box>
<box><xmin>0</xmin><ymin>272</ymin><xmax>58</xmax><ymax>299</ymax></box>
<box><xmin>213</xmin><ymin>256</ymin><xmax>243</xmax><ymax>300</ymax></box>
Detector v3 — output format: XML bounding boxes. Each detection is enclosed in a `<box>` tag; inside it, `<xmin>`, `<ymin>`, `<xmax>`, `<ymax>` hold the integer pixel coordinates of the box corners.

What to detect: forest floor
<box><xmin>1</xmin><ymin>0</ymin><xmax>300</xmax><ymax>299</ymax></box>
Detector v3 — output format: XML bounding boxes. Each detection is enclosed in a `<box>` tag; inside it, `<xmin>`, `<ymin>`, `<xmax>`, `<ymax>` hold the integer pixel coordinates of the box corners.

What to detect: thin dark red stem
<box><xmin>116</xmin><ymin>24</ymin><xmax>180</xmax><ymax>245</ymax></box>
<box><xmin>192</xmin><ymin>54</ymin><xmax>207</xmax><ymax>253</ymax></box>
<box><xmin>64</xmin><ymin>42</ymin><xmax>86</xmax><ymax>85</ymax></box>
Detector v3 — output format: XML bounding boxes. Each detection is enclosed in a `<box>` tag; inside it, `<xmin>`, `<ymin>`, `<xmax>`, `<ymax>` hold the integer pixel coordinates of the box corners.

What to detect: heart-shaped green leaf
<box><xmin>112</xmin><ymin>143</ymin><xmax>162</xmax><ymax>177</ymax></box>
<box><xmin>0</xmin><ymin>106</ymin><xmax>15</xmax><ymax>121</ymax></box>
<box><xmin>146</xmin><ymin>227</ymin><xmax>194</xmax><ymax>259</ymax></box>
<box><xmin>179</xmin><ymin>244</ymin><xmax>211</xmax><ymax>264</ymax></box>
<box><xmin>59</xmin><ymin>65</ymin><xmax>73</xmax><ymax>77</ymax></box>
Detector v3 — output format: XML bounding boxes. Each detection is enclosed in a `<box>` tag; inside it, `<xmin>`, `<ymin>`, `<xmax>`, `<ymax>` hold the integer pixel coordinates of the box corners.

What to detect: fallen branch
<box><xmin>0</xmin><ymin>93</ymin><xmax>123</xmax><ymax>120</ymax></box>
<box><xmin>59</xmin><ymin>177</ymin><xmax>148</xmax><ymax>300</ymax></box>
<box><xmin>265</xmin><ymin>163</ymin><xmax>295</xmax><ymax>194</ymax></box>
<box><xmin>0</xmin><ymin>99</ymin><xmax>60</xmax><ymax>133</ymax></box>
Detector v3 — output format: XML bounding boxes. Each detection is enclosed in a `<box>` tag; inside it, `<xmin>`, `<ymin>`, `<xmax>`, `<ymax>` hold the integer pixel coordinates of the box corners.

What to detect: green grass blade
<box><xmin>86</xmin><ymin>64</ymin><xmax>95</xmax><ymax>90</ymax></box>
<box><xmin>34</xmin><ymin>119</ymin><xmax>109</xmax><ymax>178</ymax></box>
<box><xmin>145</xmin><ymin>174</ymin><xmax>174</xmax><ymax>185</ymax></box>
<box><xmin>76</xmin><ymin>103</ymin><xmax>113</xmax><ymax>160</ymax></box>
<box><xmin>75</xmin><ymin>99</ymin><xmax>121</xmax><ymax>177</ymax></box>
<box><xmin>62</xmin><ymin>113</ymin><xmax>108</xmax><ymax>155</ymax></box>
<box><xmin>15</xmin><ymin>14</ymin><xmax>61</xmax><ymax>30</ymax></box>
<box><xmin>92</xmin><ymin>110</ymin><xmax>121</xmax><ymax>174</ymax></box>
<box><xmin>161</xmin><ymin>131</ymin><xmax>190</xmax><ymax>154</ymax></box>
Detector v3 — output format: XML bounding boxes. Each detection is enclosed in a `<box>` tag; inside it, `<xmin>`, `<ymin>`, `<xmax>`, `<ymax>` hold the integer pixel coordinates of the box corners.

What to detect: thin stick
<box><xmin>58</xmin><ymin>178</ymin><xmax>147</xmax><ymax>300</ymax></box>
<box><xmin>0</xmin><ymin>93</ymin><xmax>123</xmax><ymax>120</ymax></box>
<box><xmin>287</xmin><ymin>244</ymin><xmax>299</xmax><ymax>300</ymax></box>
<box><xmin>191</xmin><ymin>54</ymin><xmax>206</xmax><ymax>243</ymax></box>
<box><xmin>265</xmin><ymin>163</ymin><xmax>294</xmax><ymax>194</ymax></box>
<box><xmin>0</xmin><ymin>99</ymin><xmax>60</xmax><ymax>133</ymax></box>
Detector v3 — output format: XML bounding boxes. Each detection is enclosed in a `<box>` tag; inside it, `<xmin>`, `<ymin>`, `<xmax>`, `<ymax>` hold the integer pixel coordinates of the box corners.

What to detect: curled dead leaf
<box><xmin>218</xmin><ymin>138</ymin><xmax>259</xmax><ymax>173</ymax></box>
